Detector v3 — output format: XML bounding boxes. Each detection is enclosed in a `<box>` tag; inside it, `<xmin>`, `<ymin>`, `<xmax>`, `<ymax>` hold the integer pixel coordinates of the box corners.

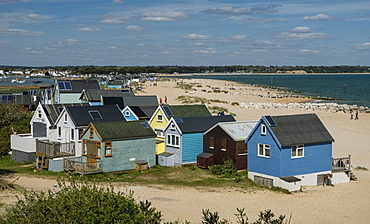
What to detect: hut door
<box><xmin>86</xmin><ymin>156</ymin><xmax>97</xmax><ymax>170</ymax></box>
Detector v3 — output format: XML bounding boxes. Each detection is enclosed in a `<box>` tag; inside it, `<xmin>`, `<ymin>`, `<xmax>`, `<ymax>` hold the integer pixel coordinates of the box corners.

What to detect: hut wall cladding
<box><xmin>203</xmin><ymin>125</ymin><xmax>247</xmax><ymax>170</ymax></box>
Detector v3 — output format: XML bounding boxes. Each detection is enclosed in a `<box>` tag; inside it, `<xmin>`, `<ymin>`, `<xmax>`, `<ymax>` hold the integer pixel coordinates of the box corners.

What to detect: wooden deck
<box><xmin>64</xmin><ymin>157</ymin><xmax>102</xmax><ymax>175</ymax></box>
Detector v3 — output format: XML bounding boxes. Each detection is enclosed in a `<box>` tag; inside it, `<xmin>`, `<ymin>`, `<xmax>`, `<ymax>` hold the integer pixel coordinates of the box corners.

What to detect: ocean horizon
<box><xmin>172</xmin><ymin>74</ymin><xmax>370</xmax><ymax>108</ymax></box>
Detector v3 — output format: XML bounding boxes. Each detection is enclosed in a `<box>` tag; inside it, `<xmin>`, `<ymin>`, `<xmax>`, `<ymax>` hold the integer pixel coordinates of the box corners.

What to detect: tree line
<box><xmin>1</xmin><ymin>65</ymin><xmax>369</xmax><ymax>75</ymax></box>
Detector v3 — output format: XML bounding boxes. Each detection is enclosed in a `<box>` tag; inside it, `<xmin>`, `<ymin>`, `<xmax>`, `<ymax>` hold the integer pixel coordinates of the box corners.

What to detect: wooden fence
<box><xmin>64</xmin><ymin>157</ymin><xmax>102</xmax><ymax>175</ymax></box>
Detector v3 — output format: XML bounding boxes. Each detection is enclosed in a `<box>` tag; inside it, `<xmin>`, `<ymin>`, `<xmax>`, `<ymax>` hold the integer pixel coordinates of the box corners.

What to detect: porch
<box><xmin>36</xmin><ymin>140</ymin><xmax>75</xmax><ymax>158</ymax></box>
<box><xmin>63</xmin><ymin>157</ymin><xmax>102</xmax><ymax>175</ymax></box>
<box><xmin>36</xmin><ymin>140</ymin><xmax>76</xmax><ymax>170</ymax></box>
<box><xmin>332</xmin><ymin>155</ymin><xmax>357</xmax><ymax>181</ymax></box>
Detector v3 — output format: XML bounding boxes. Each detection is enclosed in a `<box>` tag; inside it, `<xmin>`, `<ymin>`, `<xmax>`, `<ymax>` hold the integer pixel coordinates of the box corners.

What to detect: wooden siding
<box><xmin>182</xmin><ymin>133</ymin><xmax>203</xmax><ymax>163</ymax></box>
<box><xmin>247</xmin><ymin>121</ymin><xmax>281</xmax><ymax>177</ymax></box>
<box><xmin>101</xmin><ymin>137</ymin><xmax>156</xmax><ymax>172</ymax></box>
<box><xmin>248</xmin><ymin>120</ymin><xmax>332</xmax><ymax>177</ymax></box>
<box><xmin>204</xmin><ymin>125</ymin><xmax>247</xmax><ymax>170</ymax></box>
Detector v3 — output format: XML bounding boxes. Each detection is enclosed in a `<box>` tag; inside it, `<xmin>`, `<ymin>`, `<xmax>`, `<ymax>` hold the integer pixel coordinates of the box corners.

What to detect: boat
<box><xmin>33</xmin><ymin>80</ymin><xmax>43</xmax><ymax>83</ymax></box>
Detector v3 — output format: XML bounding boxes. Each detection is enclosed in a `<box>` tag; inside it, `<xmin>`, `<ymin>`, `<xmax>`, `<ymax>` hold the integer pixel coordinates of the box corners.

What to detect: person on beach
<box><xmin>165</xmin><ymin>96</ymin><xmax>168</xmax><ymax>104</ymax></box>
<box><xmin>350</xmin><ymin>110</ymin><xmax>354</xmax><ymax>119</ymax></box>
<box><xmin>355</xmin><ymin>110</ymin><xmax>359</xmax><ymax>120</ymax></box>
<box><xmin>160</xmin><ymin>98</ymin><xmax>162</xmax><ymax>104</ymax></box>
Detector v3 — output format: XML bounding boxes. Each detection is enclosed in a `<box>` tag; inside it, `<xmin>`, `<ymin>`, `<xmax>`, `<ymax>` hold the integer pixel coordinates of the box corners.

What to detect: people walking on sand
<box><xmin>160</xmin><ymin>98</ymin><xmax>163</xmax><ymax>104</ymax></box>
<box><xmin>165</xmin><ymin>96</ymin><xmax>167</xmax><ymax>104</ymax></box>
<box><xmin>355</xmin><ymin>110</ymin><xmax>359</xmax><ymax>120</ymax></box>
<box><xmin>350</xmin><ymin>110</ymin><xmax>353</xmax><ymax>119</ymax></box>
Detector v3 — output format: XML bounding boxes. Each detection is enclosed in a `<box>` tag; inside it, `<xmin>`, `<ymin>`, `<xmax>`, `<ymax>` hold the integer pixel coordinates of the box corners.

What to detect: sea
<box><xmin>172</xmin><ymin>74</ymin><xmax>370</xmax><ymax>108</ymax></box>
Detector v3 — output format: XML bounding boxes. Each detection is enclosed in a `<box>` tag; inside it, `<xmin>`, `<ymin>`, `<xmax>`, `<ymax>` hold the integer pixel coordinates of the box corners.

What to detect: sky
<box><xmin>1</xmin><ymin>0</ymin><xmax>370</xmax><ymax>67</ymax></box>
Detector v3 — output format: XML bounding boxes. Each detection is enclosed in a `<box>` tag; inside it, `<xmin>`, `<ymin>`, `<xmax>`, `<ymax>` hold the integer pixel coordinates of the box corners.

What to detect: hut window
<box><xmin>157</xmin><ymin>114</ymin><xmax>163</xmax><ymax>122</ymax></box>
<box><xmin>258</xmin><ymin>143</ymin><xmax>270</xmax><ymax>158</ymax></box>
<box><xmin>58</xmin><ymin>127</ymin><xmax>61</xmax><ymax>138</ymax></box>
<box><xmin>37</xmin><ymin>110</ymin><xmax>42</xmax><ymax>118</ymax></box>
<box><xmin>89</xmin><ymin>127</ymin><xmax>94</xmax><ymax>138</ymax></box>
<box><xmin>292</xmin><ymin>144</ymin><xmax>304</xmax><ymax>158</ymax></box>
<box><xmin>105</xmin><ymin>141</ymin><xmax>112</xmax><ymax>157</ymax></box>
<box><xmin>156</xmin><ymin>129</ymin><xmax>164</xmax><ymax>137</ymax></box>
<box><xmin>261</xmin><ymin>125</ymin><xmax>266</xmax><ymax>135</ymax></box>
<box><xmin>237</xmin><ymin>142</ymin><xmax>247</xmax><ymax>155</ymax></box>
<box><xmin>209</xmin><ymin>136</ymin><xmax>215</xmax><ymax>149</ymax></box>
<box><xmin>221</xmin><ymin>138</ymin><xmax>227</xmax><ymax>151</ymax></box>
<box><xmin>125</xmin><ymin>111</ymin><xmax>130</xmax><ymax>117</ymax></box>
<box><xmin>167</xmin><ymin>134</ymin><xmax>180</xmax><ymax>147</ymax></box>
<box><xmin>64</xmin><ymin>113</ymin><xmax>68</xmax><ymax>123</ymax></box>
<box><xmin>71</xmin><ymin>129</ymin><xmax>74</xmax><ymax>140</ymax></box>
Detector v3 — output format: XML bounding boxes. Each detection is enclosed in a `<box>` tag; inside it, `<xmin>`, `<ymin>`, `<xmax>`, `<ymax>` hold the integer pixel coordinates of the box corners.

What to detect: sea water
<box><xmin>174</xmin><ymin>74</ymin><xmax>370</xmax><ymax>108</ymax></box>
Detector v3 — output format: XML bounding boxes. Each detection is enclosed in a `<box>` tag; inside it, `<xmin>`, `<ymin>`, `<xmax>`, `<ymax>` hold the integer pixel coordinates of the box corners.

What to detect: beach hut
<box><xmin>246</xmin><ymin>113</ymin><xmax>335</xmax><ymax>191</ymax></box>
<box><xmin>162</xmin><ymin>115</ymin><xmax>236</xmax><ymax>166</ymax></box>
<box><xmin>201</xmin><ymin>121</ymin><xmax>257</xmax><ymax>170</ymax></box>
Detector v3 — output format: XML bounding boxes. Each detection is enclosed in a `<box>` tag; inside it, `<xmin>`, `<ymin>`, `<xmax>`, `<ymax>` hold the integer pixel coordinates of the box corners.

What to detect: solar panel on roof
<box><xmin>64</xmin><ymin>81</ymin><xmax>72</xmax><ymax>90</ymax></box>
<box><xmin>163</xmin><ymin>105</ymin><xmax>173</xmax><ymax>116</ymax></box>
<box><xmin>265</xmin><ymin>115</ymin><xmax>277</xmax><ymax>126</ymax></box>
<box><xmin>89</xmin><ymin>111</ymin><xmax>102</xmax><ymax>120</ymax></box>
<box><xmin>140</xmin><ymin>123</ymin><xmax>149</xmax><ymax>128</ymax></box>
<box><xmin>58</xmin><ymin>82</ymin><xmax>65</xmax><ymax>90</ymax></box>
<box><xmin>174</xmin><ymin>118</ymin><xmax>183</xmax><ymax>123</ymax></box>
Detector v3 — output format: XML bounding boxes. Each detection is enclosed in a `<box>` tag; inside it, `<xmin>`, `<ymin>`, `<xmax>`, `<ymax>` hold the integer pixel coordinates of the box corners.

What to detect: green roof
<box><xmin>92</xmin><ymin>120</ymin><xmax>156</xmax><ymax>140</ymax></box>
<box><xmin>166</xmin><ymin>105</ymin><xmax>211</xmax><ymax>117</ymax></box>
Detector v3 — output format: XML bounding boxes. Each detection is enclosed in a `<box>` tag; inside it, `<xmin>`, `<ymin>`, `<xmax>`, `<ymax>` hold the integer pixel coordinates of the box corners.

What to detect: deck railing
<box><xmin>332</xmin><ymin>155</ymin><xmax>351</xmax><ymax>172</ymax></box>
<box><xmin>36</xmin><ymin>140</ymin><xmax>75</xmax><ymax>157</ymax></box>
<box><xmin>64</xmin><ymin>157</ymin><xmax>102</xmax><ymax>175</ymax></box>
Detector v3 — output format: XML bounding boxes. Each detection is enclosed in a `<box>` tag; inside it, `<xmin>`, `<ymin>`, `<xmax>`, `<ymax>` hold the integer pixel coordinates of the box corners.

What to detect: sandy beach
<box><xmin>3</xmin><ymin>78</ymin><xmax>370</xmax><ymax>223</ymax></box>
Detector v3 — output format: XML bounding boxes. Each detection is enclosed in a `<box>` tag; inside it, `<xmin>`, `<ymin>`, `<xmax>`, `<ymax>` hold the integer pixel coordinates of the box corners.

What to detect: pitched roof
<box><xmin>81</xmin><ymin>89</ymin><xmax>134</xmax><ymax>102</ymax></box>
<box><xmin>163</xmin><ymin>104</ymin><xmax>211</xmax><ymax>118</ymax></box>
<box><xmin>91</xmin><ymin>120</ymin><xmax>156</xmax><ymax>140</ymax></box>
<box><xmin>64</xmin><ymin>105</ymin><xmax>125</xmax><ymax>127</ymax></box>
<box><xmin>266</xmin><ymin>113</ymin><xmax>334</xmax><ymax>147</ymax></box>
<box><xmin>174</xmin><ymin>115</ymin><xmax>236</xmax><ymax>133</ymax></box>
<box><xmin>57</xmin><ymin>79</ymin><xmax>100</xmax><ymax>93</ymax></box>
<box><xmin>102</xmin><ymin>96</ymin><xmax>158</xmax><ymax>109</ymax></box>
<box><xmin>44</xmin><ymin>103</ymin><xmax>89</xmax><ymax>125</ymax></box>
<box><xmin>206</xmin><ymin>121</ymin><xmax>258</xmax><ymax>141</ymax></box>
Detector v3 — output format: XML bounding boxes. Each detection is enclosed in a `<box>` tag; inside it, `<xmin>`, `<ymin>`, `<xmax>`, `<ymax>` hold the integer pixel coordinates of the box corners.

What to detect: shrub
<box><xmin>231</xmin><ymin>102</ymin><xmax>240</xmax><ymax>106</ymax></box>
<box><xmin>209</xmin><ymin>159</ymin><xmax>241</xmax><ymax>180</ymax></box>
<box><xmin>2</xmin><ymin>178</ymin><xmax>162</xmax><ymax>223</ymax></box>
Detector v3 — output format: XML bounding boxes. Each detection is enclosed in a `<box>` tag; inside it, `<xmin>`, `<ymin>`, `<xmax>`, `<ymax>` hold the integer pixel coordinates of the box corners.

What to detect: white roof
<box><xmin>206</xmin><ymin>121</ymin><xmax>258</xmax><ymax>141</ymax></box>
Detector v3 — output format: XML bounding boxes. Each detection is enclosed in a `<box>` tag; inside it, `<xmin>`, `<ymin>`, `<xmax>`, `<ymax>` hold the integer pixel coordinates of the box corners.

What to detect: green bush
<box><xmin>209</xmin><ymin>159</ymin><xmax>241</xmax><ymax>180</ymax></box>
<box><xmin>2</xmin><ymin>178</ymin><xmax>162</xmax><ymax>223</ymax></box>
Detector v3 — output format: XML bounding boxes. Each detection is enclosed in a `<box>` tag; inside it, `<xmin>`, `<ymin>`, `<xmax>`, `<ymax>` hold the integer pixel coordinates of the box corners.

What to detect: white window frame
<box><xmin>170</xmin><ymin>123</ymin><xmax>176</xmax><ymax>130</ymax></box>
<box><xmin>261</xmin><ymin>125</ymin><xmax>266</xmax><ymax>135</ymax></box>
<box><xmin>155</xmin><ymin>129</ymin><xmax>164</xmax><ymax>138</ymax></box>
<box><xmin>71</xmin><ymin>128</ymin><xmax>75</xmax><ymax>141</ymax></box>
<box><xmin>292</xmin><ymin>144</ymin><xmax>304</xmax><ymax>158</ymax></box>
<box><xmin>64</xmin><ymin>114</ymin><xmax>68</xmax><ymax>123</ymax></box>
<box><xmin>125</xmin><ymin>111</ymin><xmax>130</xmax><ymax>117</ymax></box>
<box><xmin>157</xmin><ymin>114</ymin><xmax>163</xmax><ymax>122</ymax></box>
<box><xmin>58</xmin><ymin>127</ymin><xmax>62</xmax><ymax>138</ymax></box>
<box><xmin>37</xmin><ymin>110</ymin><xmax>42</xmax><ymax>119</ymax></box>
<box><xmin>167</xmin><ymin>134</ymin><xmax>180</xmax><ymax>147</ymax></box>
<box><xmin>258</xmin><ymin>143</ymin><xmax>270</xmax><ymax>158</ymax></box>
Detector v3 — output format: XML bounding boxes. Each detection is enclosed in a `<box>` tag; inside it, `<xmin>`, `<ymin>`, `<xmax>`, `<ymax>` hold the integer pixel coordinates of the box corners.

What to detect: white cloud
<box><xmin>355</xmin><ymin>42</ymin><xmax>370</xmax><ymax>50</ymax></box>
<box><xmin>303</xmin><ymin>14</ymin><xmax>339</xmax><ymax>21</ymax></box>
<box><xmin>112</xmin><ymin>0</ymin><xmax>123</xmax><ymax>4</ymax></box>
<box><xmin>194</xmin><ymin>50</ymin><xmax>216</xmax><ymax>54</ymax></box>
<box><xmin>299</xmin><ymin>49</ymin><xmax>319</xmax><ymax>53</ymax></box>
<box><xmin>78</xmin><ymin>27</ymin><xmax>100</xmax><ymax>32</ymax></box>
<box><xmin>202</xmin><ymin>5</ymin><xmax>282</xmax><ymax>16</ymax></box>
<box><xmin>290</xmin><ymin>26</ymin><xmax>311</xmax><ymax>33</ymax></box>
<box><xmin>179</xmin><ymin>33</ymin><xmax>211</xmax><ymax>40</ymax></box>
<box><xmin>125</xmin><ymin>25</ymin><xmax>144</xmax><ymax>31</ymax></box>
<box><xmin>141</xmin><ymin>11</ymin><xmax>187</xmax><ymax>22</ymax></box>
<box><xmin>26</xmin><ymin>14</ymin><xmax>47</xmax><ymax>20</ymax></box>
<box><xmin>0</xmin><ymin>0</ymin><xmax>21</xmax><ymax>4</ymax></box>
<box><xmin>0</xmin><ymin>28</ymin><xmax>43</xmax><ymax>36</ymax></box>
<box><xmin>273</xmin><ymin>26</ymin><xmax>331</xmax><ymax>41</ymax></box>
<box><xmin>100</xmin><ymin>16</ymin><xmax>130</xmax><ymax>24</ymax></box>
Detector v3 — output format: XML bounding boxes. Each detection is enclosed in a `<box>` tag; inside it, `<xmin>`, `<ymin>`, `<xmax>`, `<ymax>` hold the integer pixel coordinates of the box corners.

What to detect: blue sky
<box><xmin>1</xmin><ymin>0</ymin><xmax>370</xmax><ymax>66</ymax></box>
